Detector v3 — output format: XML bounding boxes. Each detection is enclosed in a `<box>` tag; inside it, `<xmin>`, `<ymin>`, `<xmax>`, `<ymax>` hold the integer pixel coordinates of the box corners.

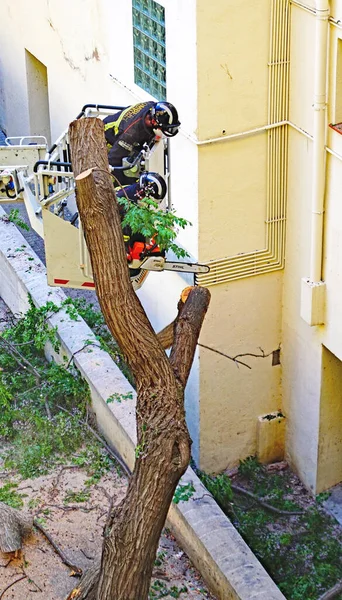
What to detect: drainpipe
<box><xmin>301</xmin><ymin>0</ymin><xmax>329</xmax><ymax>325</ymax></box>
<box><xmin>310</xmin><ymin>0</ymin><xmax>329</xmax><ymax>283</ymax></box>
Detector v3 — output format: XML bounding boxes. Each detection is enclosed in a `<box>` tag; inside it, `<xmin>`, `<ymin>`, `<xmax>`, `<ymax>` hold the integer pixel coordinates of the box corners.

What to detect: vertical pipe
<box><xmin>310</xmin><ymin>0</ymin><xmax>329</xmax><ymax>282</ymax></box>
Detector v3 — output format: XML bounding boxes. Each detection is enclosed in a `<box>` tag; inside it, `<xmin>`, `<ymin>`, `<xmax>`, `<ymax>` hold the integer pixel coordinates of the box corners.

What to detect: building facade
<box><xmin>1</xmin><ymin>0</ymin><xmax>342</xmax><ymax>494</ymax></box>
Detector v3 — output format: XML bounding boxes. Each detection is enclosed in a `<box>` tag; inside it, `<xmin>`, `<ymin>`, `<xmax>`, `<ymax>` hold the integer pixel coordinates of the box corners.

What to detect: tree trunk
<box><xmin>0</xmin><ymin>501</ymin><xmax>33</xmax><ymax>553</ymax></box>
<box><xmin>67</xmin><ymin>118</ymin><xmax>210</xmax><ymax>600</ymax></box>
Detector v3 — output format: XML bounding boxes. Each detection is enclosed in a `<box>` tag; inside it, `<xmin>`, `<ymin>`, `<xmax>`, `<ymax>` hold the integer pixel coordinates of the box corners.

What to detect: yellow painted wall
<box><xmin>198</xmin><ymin>136</ymin><xmax>268</xmax><ymax>261</ymax></box>
<box><xmin>195</xmin><ymin>0</ymin><xmax>282</xmax><ymax>472</ymax></box>
<box><xmin>198</xmin><ymin>273</ymin><xmax>282</xmax><ymax>472</ymax></box>
<box><xmin>196</xmin><ymin>0</ymin><xmax>270</xmax><ymax>139</ymax></box>
<box><xmin>317</xmin><ymin>346</ymin><xmax>342</xmax><ymax>492</ymax></box>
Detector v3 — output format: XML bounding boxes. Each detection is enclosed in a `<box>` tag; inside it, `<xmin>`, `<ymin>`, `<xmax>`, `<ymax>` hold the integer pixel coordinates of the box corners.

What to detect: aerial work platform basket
<box><xmin>0</xmin><ymin>104</ymin><xmax>208</xmax><ymax>291</ymax></box>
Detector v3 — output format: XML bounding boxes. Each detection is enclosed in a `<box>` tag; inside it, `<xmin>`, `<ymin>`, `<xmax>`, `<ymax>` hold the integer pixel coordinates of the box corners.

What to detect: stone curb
<box><xmin>0</xmin><ymin>208</ymin><xmax>285</xmax><ymax>600</ymax></box>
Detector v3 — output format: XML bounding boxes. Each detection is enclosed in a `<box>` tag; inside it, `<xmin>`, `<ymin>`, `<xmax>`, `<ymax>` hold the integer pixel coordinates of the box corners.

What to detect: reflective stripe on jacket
<box><xmin>103</xmin><ymin>101</ymin><xmax>156</xmax><ymax>167</ymax></box>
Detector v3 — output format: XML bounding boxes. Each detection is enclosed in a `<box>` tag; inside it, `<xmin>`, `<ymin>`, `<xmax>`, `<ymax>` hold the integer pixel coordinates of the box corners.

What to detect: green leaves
<box><xmin>173</xmin><ymin>482</ymin><xmax>196</xmax><ymax>504</ymax></box>
<box><xmin>0</xmin><ymin>297</ymin><xmax>90</xmax><ymax>477</ymax></box>
<box><xmin>106</xmin><ymin>391</ymin><xmax>133</xmax><ymax>404</ymax></box>
<box><xmin>6</xmin><ymin>208</ymin><xmax>30</xmax><ymax>231</ymax></box>
<box><xmin>5</xmin><ymin>294</ymin><xmax>61</xmax><ymax>353</ymax></box>
<box><xmin>0</xmin><ymin>482</ymin><xmax>25</xmax><ymax>508</ymax></box>
<box><xmin>119</xmin><ymin>196</ymin><xmax>191</xmax><ymax>258</ymax></box>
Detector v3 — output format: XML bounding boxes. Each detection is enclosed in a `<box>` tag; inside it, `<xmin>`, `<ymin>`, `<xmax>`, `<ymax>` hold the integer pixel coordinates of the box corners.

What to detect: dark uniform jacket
<box><xmin>115</xmin><ymin>182</ymin><xmax>145</xmax><ymax>250</ymax></box>
<box><xmin>103</xmin><ymin>101</ymin><xmax>156</xmax><ymax>170</ymax></box>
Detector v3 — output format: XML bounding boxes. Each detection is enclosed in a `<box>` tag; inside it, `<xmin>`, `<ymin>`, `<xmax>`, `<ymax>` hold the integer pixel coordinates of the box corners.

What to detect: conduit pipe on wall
<box><xmin>197</xmin><ymin>0</ymin><xmax>290</xmax><ymax>287</ymax></box>
<box><xmin>300</xmin><ymin>0</ymin><xmax>329</xmax><ymax>325</ymax></box>
<box><xmin>310</xmin><ymin>0</ymin><xmax>329</xmax><ymax>283</ymax></box>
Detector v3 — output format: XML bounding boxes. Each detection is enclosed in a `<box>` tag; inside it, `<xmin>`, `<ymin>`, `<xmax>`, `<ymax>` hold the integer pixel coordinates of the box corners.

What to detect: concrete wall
<box><xmin>3</xmin><ymin>0</ymin><xmax>342</xmax><ymax>493</ymax></box>
<box><xmin>282</xmin><ymin>2</ymin><xmax>342</xmax><ymax>493</ymax></box>
<box><xmin>0</xmin><ymin>0</ymin><xmax>284</xmax><ymax>476</ymax></box>
<box><xmin>0</xmin><ymin>0</ymin><xmax>113</xmax><ymax>141</ymax></box>
<box><xmin>194</xmin><ymin>0</ymin><xmax>282</xmax><ymax>472</ymax></box>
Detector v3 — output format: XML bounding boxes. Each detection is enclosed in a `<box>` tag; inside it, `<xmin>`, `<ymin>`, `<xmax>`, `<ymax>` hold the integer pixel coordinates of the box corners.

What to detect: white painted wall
<box><xmin>0</xmin><ymin>0</ymin><xmax>201</xmax><ymax>452</ymax></box>
<box><xmin>5</xmin><ymin>0</ymin><xmax>342</xmax><ymax>491</ymax></box>
<box><xmin>282</xmin><ymin>2</ymin><xmax>342</xmax><ymax>492</ymax></box>
<box><xmin>0</xmin><ymin>0</ymin><xmax>117</xmax><ymax>140</ymax></box>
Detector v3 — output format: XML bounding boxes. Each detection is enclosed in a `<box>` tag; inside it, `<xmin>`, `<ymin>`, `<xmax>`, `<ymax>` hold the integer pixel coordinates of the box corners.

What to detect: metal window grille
<box><xmin>132</xmin><ymin>0</ymin><xmax>166</xmax><ymax>99</ymax></box>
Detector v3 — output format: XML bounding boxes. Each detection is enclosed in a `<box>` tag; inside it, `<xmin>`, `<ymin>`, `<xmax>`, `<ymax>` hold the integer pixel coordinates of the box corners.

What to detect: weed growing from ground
<box><xmin>197</xmin><ymin>457</ymin><xmax>342</xmax><ymax>600</ymax></box>
<box><xmin>6</xmin><ymin>208</ymin><xmax>30</xmax><ymax>231</ymax></box>
<box><xmin>0</xmin><ymin>297</ymin><xmax>119</xmax><ymax>481</ymax></box>
<box><xmin>64</xmin><ymin>489</ymin><xmax>91</xmax><ymax>504</ymax></box>
<box><xmin>173</xmin><ymin>482</ymin><xmax>196</xmax><ymax>504</ymax></box>
<box><xmin>149</xmin><ymin>580</ymin><xmax>188</xmax><ymax>599</ymax></box>
<box><xmin>0</xmin><ymin>482</ymin><xmax>26</xmax><ymax>508</ymax></box>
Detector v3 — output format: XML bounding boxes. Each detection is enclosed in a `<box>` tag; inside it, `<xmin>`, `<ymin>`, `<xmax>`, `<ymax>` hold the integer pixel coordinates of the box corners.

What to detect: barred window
<box><xmin>132</xmin><ymin>0</ymin><xmax>166</xmax><ymax>99</ymax></box>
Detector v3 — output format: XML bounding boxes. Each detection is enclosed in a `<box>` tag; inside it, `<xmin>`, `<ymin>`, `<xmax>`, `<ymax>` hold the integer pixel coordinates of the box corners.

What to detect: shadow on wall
<box><xmin>0</xmin><ymin>53</ymin><xmax>6</xmax><ymax>135</ymax></box>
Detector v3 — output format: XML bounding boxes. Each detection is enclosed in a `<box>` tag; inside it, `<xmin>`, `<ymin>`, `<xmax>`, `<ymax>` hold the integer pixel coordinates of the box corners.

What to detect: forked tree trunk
<box><xmin>67</xmin><ymin>118</ymin><xmax>210</xmax><ymax>600</ymax></box>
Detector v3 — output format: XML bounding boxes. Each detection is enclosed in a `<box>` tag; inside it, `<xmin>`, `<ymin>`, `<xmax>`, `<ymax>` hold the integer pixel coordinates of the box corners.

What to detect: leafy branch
<box><xmin>118</xmin><ymin>196</ymin><xmax>191</xmax><ymax>259</ymax></box>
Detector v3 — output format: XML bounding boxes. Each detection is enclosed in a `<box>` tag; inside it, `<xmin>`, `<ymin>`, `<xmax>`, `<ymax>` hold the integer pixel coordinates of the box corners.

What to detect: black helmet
<box><xmin>139</xmin><ymin>171</ymin><xmax>167</xmax><ymax>200</ymax></box>
<box><xmin>151</xmin><ymin>102</ymin><xmax>180</xmax><ymax>137</ymax></box>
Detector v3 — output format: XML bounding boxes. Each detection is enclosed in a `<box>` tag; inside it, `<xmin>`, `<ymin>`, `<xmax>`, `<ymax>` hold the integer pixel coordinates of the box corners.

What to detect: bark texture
<box><xmin>67</xmin><ymin>118</ymin><xmax>210</xmax><ymax>600</ymax></box>
<box><xmin>0</xmin><ymin>501</ymin><xmax>33</xmax><ymax>552</ymax></box>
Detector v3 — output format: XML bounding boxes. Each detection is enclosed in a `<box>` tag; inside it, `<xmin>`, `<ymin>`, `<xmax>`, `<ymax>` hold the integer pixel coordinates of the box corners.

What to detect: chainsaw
<box><xmin>126</xmin><ymin>240</ymin><xmax>210</xmax><ymax>275</ymax></box>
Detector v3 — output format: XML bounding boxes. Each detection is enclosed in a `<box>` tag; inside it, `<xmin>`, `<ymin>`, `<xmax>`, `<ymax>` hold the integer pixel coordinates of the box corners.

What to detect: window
<box><xmin>132</xmin><ymin>0</ymin><xmax>166</xmax><ymax>99</ymax></box>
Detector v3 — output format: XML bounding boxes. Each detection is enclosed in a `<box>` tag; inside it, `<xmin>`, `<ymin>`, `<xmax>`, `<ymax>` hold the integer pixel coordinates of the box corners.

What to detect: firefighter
<box><xmin>115</xmin><ymin>171</ymin><xmax>167</xmax><ymax>208</ymax></box>
<box><xmin>115</xmin><ymin>171</ymin><xmax>167</xmax><ymax>275</ymax></box>
<box><xmin>103</xmin><ymin>101</ymin><xmax>180</xmax><ymax>185</ymax></box>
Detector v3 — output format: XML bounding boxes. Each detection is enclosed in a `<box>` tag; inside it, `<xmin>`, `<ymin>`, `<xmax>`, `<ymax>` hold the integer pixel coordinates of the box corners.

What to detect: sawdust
<box><xmin>0</xmin><ymin>464</ymin><xmax>215</xmax><ymax>600</ymax></box>
<box><xmin>0</xmin><ymin>298</ymin><xmax>215</xmax><ymax>599</ymax></box>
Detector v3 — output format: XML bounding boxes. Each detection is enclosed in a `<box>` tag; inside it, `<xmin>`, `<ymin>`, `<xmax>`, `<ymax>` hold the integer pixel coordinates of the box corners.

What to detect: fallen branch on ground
<box><xmin>0</xmin><ymin>501</ymin><xmax>82</xmax><ymax>576</ymax></box>
<box><xmin>231</xmin><ymin>484</ymin><xmax>303</xmax><ymax>516</ymax></box>
<box><xmin>318</xmin><ymin>581</ymin><xmax>342</xmax><ymax>600</ymax></box>
<box><xmin>56</xmin><ymin>405</ymin><xmax>131</xmax><ymax>477</ymax></box>
<box><xmin>33</xmin><ymin>519</ymin><xmax>82</xmax><ymax>576</ymax></box>
<box><xmin>0</xmin><ymin>574</ymin><xmax>27</xmax><ymax>599</ymax></box>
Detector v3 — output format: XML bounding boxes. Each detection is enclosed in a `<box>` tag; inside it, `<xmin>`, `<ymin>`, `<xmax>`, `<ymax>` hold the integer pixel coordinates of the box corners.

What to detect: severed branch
<box><xmin>231</xmin><ymin>484</ymin><xmax>303</xmax><ymax>516</ymax></box>
<box><xmin>318</xmin><ymin>581</ymin><xmax>342</xmax><ymax>600</ymax></box>
<box><xmin>156</xmin><ymin>301</ymin><xmax>278</xmax><ymax>370</ymax></box>
<box><xmin>169</xmin><ymin>287</ymin><xmax>210</xmax><ymax>387</ymax></box>
<box><xmin>56</xmin><ymin>404</ymin><xmax>131</xmax><ymax>477</ymax></box>
<box><xmin>156</xmin><ymin>288</ymin><xmax>193</xmax><ymax>351</ymax></box>
<box><xmin>0</xmin><ymin>501</ymin><xmax>82</xmax><ymax>576</ymax></box>
<box><xmin>0</xmin><ymin>574</ymin><xmax>27</xmax><ymax>599</ymax></box>
<box><xmin>0</xmin><ymin>337</ymin><xmax>41</xmax><ymax>381</ymax></box>
<box><xmin>33</xmin><ymin>520</ymin><xmax>82</xmax><ymax>576</ymax></box>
